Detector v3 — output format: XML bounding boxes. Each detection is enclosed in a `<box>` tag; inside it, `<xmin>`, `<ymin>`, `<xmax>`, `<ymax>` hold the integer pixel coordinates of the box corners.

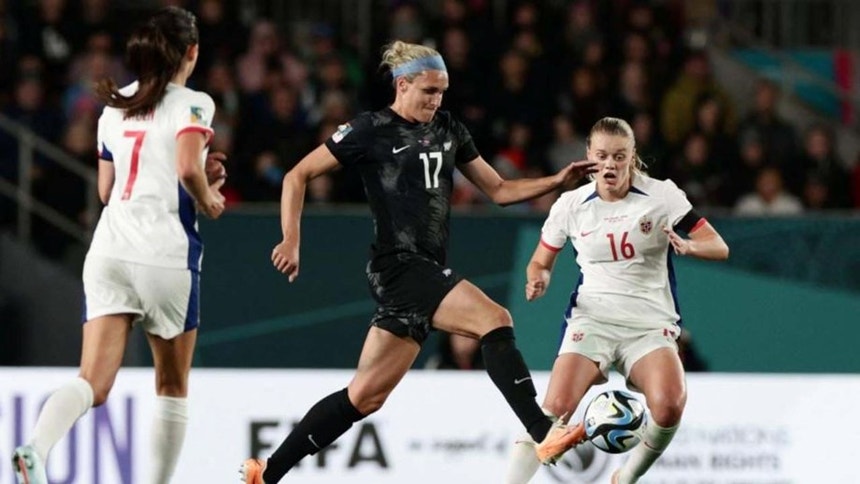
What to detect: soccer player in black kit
<box><xmin>240</xmin><ymin>40</ymin><xmax>598</xmax><ymax>483</ymax></box>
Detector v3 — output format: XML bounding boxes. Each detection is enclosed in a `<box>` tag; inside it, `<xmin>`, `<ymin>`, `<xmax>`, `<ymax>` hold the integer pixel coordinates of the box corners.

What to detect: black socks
<box><xmin>480</xmin><ymin>326</ymin><xmax>552</xmax><ymax>442</ymax></box>
<box><xmin>263</xmin><ymin>388</ymin><xmax>364</xmax><ymax>482</ymax></box>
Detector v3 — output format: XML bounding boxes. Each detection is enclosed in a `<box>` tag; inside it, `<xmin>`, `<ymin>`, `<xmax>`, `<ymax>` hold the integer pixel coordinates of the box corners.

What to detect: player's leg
<box><xmin>14</xmin><ymin>314</ymin><xmax>131</xmax><ymax>484</ymax></box>
<box><xmin>506</xmin><ymin>347</ymin><xmax>603</xmax><ymax>483</ymax></box>
<box><xmin>434</xmin><ymin>279</ymin><xmax>554</xmax><ymax>438</ymax></box>
<box><xmin>135</xmin><ymin>264</ymin><xmax>200</xmax><ymax>484</ymax></box>
<box><xmin>252</xmin><ymin>327</ymin><xmax>420</xmax><ymax>483</ymax></box>
<box><xmin>614</xmin><ymin>346</ymin><xmax>686</xmax><ymax>484</ymax></box>
<box><xmin>147</xmin><ymin>329</ymin><xmax>196</xmax><ymax>484</ymax></box>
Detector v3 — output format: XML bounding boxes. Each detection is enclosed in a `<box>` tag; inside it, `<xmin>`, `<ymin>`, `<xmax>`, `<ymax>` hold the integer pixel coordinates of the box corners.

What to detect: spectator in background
<box><xmin>439</xmin><ymin>27</ymin><xmax>489</xmax><ymax>148</ymax></box>
<box><xmin>671</xmin><ymin>131</ymin><xmax>726</xmax><ymax>208</ymax></box>
<box><xmin>609</xmin><ymin>61</ymin><xmax>652</xmax><ymax>122</ymax></box>
<box><xmin>735</xmin><ymin>166</ymin><xmax>803</xmax><ymax>216</ymax></box>
<box><xmin>18</xmin><ymin>0</ymin><xmax>77</xmax><ymax>95</ymax></box>
<box><xmin>63</xmin><ymin>39</ymin><xmax>124</xmax><ymax>123</ymax></box>
<box><xmin>693</xmin><ymin>92</ymin><xmax>735</xmax><ymax>172</ymax></box>
<box><xmin>487</xmin><ymin>48</ymin><xmax>543</xmax><ymax>147</ymax></box>
<box><xmin>738</xmin><ymin>79</ymin><xmax>798</xmax><ymax>170</ymax></box>
<box><xmin>558</xmin><ymin>66</ymin><xmax>607</xmax><ymax>136</ymax></box>
<box><xmin>660</xmin><ymin>49</ymin><xmax>735</xmax><ymax>147</ymax></box>
<box><xmin>725</xmin><ymin>127</ymin><xmax>767</xmax><ymax>203</ymax></box>
<box><xmin>29</xmin><ymin>119</ymin><xmax>92</xmax><ymax>260</ymax></box>
<box><xmin>242</xmin><ymin>151</ymin><xmax>284</xmax><ymax>202</ymax></box>
<box><xmin>794</xmin><ymin>124</ymin><xmax>850</xmax><ymax>208</ymax></box>
<box><xmin>546</xmin><ymin>114</ymin><xmax>587</xmax><ymax>175</ymax></box>
<box><xmin>235</xmin><ymin>20</ymin><xmax>301</xmax><ymax>95</ymax></box>
<box><xmin>631</xmin><ymin>110</ymin><xmax>669</xmax><ymax>180</ymax></box>
<box><xmin>194</xmin><ymin>0</ymin><xmax>244</xmax><ymax>77</ymax></box>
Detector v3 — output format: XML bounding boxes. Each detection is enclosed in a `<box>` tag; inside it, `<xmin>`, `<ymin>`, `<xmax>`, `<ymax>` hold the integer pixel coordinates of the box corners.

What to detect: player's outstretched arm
<box><xmin>459</xmin><ymin>157</ymin><xmax>597</xmax><ymax>206</ymax></box>
<box><xmin>525</xmin><ymin>243</ymin><xmax>560</xmax><ymax>301</ymax></box>
<box><xmin>662</xmin><ymin>222</ymin><xmax>729</xmax><ymax>261</ymax></box>
<box><xmin>272</xmin><ymin>143</ymin><xmax>340</xmax><ymax>282</ymax></box>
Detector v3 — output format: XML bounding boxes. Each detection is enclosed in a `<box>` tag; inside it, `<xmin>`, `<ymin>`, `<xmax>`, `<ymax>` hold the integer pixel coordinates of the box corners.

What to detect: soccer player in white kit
<box><xmin>12</xmin><ymin>7</ymin><xmax>225</xmax><ymax>484</ymax></box>
<box><xmin>505</xmin><ymin>117</ymin><xmax>729</xmax><ymax>484</ymax></box>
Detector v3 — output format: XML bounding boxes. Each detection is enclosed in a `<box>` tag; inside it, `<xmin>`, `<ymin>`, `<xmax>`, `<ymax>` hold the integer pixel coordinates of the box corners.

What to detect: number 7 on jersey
<box><xmin>121</xmin><ymin>130</ymin><xmax>147</xmax><ymax>200</ymax></box>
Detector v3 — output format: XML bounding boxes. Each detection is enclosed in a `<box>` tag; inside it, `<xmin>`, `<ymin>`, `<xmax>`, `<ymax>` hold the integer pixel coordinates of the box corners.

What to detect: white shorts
<box><xmin>558</xmin><ymin>316</ymin><xmax>679</xmax><ymax>384</ymax></box>
<box><xmin>82</xmin><ymin>254</ymin><xmax>200</xmax><ymax>339</ymax></box>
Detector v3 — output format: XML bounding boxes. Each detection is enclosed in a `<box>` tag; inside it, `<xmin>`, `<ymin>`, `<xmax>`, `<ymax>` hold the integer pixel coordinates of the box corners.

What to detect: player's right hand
<box><xmin>272</xmin><ymin>240</ymin><xmax>299</xmax><ymax>282</ymax></box>
<box><xmin>200</xmin><ymin>178</ymin><xmax>226</xmax><ymax>219</ymax></box>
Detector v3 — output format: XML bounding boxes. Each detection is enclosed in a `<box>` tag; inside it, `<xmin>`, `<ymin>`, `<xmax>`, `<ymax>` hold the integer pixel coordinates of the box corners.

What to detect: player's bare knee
<box><xmin>647</xmin><ymin>391</ymin><xmax>686</xmax><ymax>426</ymax></box>
<box><xmin>486</xmin><ymin>306</ymin><xmax>513</xmax><ymax>331</ymax></box>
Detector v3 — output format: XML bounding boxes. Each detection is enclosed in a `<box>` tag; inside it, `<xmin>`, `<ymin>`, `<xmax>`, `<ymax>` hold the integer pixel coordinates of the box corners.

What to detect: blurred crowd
<box><xmin>0</xmin><ymin>0</ymin><xmax>858</xmax><ymax>261</ymax></box>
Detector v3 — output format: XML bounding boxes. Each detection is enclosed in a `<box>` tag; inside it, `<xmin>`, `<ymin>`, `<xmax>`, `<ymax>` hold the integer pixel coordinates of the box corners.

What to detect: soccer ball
<box><xmin>584</xmin><ymin>390</ymin><xmax>647</xmax><ymax>454</ymax></box>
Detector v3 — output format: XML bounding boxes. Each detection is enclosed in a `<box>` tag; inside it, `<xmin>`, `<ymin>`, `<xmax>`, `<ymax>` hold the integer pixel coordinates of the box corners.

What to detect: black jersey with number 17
<box><xmin>325</xmin><ymin>108</ymin><xmax>480</xmax><ymax>265</ymax></box>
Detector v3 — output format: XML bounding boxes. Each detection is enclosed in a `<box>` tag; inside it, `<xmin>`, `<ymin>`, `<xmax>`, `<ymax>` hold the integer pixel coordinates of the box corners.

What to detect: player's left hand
<box><xmin>556</xmin><ymin>159</ymin><xmax>598</xmax><ymax>185</ymax></box>
<box><xmin>663</xmin><ymin>225</ymin><xmax>693</xmax><ymax>256</ymax></box>
<box><xmin>206</xmin><ymin>151</ymin><xmax>227</xmax><ymax>184</ymax></box>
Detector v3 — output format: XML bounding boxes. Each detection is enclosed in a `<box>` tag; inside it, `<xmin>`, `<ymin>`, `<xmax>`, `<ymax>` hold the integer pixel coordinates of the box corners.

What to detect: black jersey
<box><xmin>325</xmin><ymin>108</ymin><xmax>480</xmax><ymax>264</ymax></box>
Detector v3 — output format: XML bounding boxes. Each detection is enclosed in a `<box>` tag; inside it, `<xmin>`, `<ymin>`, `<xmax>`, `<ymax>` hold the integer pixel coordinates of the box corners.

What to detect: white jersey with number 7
<box><xmin>540</xmin><ymin>175</ymin><xmax>693</xmax><ymax>329</ymax></box>
<box><xmin>90</xmin><ymin>81</ymin><xmax>215</xmax><ymax>272</ymax></box>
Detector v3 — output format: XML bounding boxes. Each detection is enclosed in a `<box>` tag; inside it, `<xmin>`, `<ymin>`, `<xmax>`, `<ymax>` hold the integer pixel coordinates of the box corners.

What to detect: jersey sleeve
<box><xmin>96</xmin><ymin>110</ymin><xmax>114</xmax><ymax>161</ymax></box>
<box><xmin>173</xmin><ymin>91</ymin><xmax>215</xmax><ymax>143</ymax></box>
<box><xmin>325</xmin><ymin>113</ymin><xmax>373</xmax><ymax>167</ymax></box>
<box><xmin>663</xmin><ymin>179</ymin><xmax>694</xmax><ymax>226</ymax></box>
<box><xmin>540</xmin><ymin>195</ymin><xmax>571</xmax><ymax>251</ymax></box>
<box><xmin>452</xmin><ymin>117</ymin><xmax>480</xmax><ymax>165</ymax></box>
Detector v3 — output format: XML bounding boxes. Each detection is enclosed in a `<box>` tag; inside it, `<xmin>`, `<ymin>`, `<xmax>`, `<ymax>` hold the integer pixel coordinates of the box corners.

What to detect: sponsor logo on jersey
<box><xmin>638</xmin><ymin>215</ymin><xmax>653</xmax><ymax>235</ymax></box>
<box><xmin>332</xmin><ymin>123</ymin><xmax>353</xmax><ymax>143</ymax></box>
<box><xmin>190</xmin><ymin>106</ymin><xmax>207</xmax><ymax>125</ymax></box>
<box><xmin>419</xmin><ymin>138</ymin><xmax>431</xmax><ymax>146</ymax></box>
<box><xmin>571</xmin><ymin>331</ymin><xmax>584</xmax><ymax>342</ymax></box>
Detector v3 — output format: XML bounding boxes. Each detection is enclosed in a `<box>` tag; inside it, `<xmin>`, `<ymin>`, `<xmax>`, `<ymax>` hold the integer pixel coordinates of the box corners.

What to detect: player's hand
<box><xmin>199</xmin><ymin>178</ymin><xmax>226</xmax><ymax>219</ymax></box>
<box><xmin>663</xmin><ymin>225</ymin><xmax>692</xmax><ymax>256</ymax></box>
<box><xmin>272</xmin><ymin>239</ymin><xmax>300</xmax><ymax>282</ymax></box>
<box><xmin>205</xmin><ymin>151</ymin><xmax>227</xmax><ymax>184</ymax></box>
<box><xmin>555</xmin><ymin>160</ymin><xmax>598</xmax><ymax>185</ymax></box>
<box><xmin>525</xmin><ymin>276</ymin><xmax>549</xmax><ymax>301</ymax></box>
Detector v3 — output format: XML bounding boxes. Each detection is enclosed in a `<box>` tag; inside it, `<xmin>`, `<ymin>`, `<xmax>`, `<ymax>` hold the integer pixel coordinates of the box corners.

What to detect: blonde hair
<box><xmin>380</xmin><ymin>40</ymin><xmax>442</xmax><ymax>83</ymax></box>
<box><xmin>586</xmin><ymin>117</ymin><xmax>648</xmax><ymax>177</ymax></box>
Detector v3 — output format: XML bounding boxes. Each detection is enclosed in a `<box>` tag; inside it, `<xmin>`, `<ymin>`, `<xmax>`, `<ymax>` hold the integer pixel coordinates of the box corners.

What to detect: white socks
<box><xmin>505</xmin><ymin>433</ymin><xmax>542</xmax><ymax>484</ymax></box>
<box><xmin>504</xmin><ymin>409</ymin><xmax>557</xmax><ymax>484</ymax></box>
<box><xmin>616</xmin><ymin>421</ymin><xmax>679</xmax><ymax>484</ymax></box>
<box><xmin>30</xmin><ymin>377</ymin><xmax>94</xmax><ymax>460</ymax></box>
<box><xmin>150</xmin><ymin>396</ymin><xmax>189</xmax><ymax>484</ymax></box>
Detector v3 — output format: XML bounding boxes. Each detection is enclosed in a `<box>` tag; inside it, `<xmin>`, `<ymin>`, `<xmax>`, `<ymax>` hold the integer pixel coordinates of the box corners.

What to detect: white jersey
<box><xmin>90</xmin><ymin>82</ymin><xmax>215</xmax><ymax>272</ymax></box>
<box><xmin>541</xmin><ymin>175</ymin><xmax>694</xmax><ymax>329</ymax></box>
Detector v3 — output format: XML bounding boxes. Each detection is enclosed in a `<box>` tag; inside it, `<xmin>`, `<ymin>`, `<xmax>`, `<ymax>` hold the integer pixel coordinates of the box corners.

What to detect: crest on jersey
<box><xmin>190</xmin><ymin>106</ymin><xmax>207</xmax><ymax>125</ymax></box>
<box><xmin>443</xmin><ymin>140</ymin><xmax>452</xmax><ymax>151</ymax></box>
<box><xmin>332</xmin><ymin>123</ymin><xmax>353</xmax><ymax>143</ymax></box>
<box><xmin>638</xmin><ymin>215</ymin><xmax>653</xmax><ymax>235</ymax></box>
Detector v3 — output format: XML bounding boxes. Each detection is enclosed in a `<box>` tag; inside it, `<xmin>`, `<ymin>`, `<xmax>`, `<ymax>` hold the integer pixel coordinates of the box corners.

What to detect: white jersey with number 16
<box><xmin>89</xmin><ymin>81</ymin><xmax>215</xmax><ymax>272</ymax></box>
<box><xmin>540</xmin><ymin>175</ymin><xmax>693</xmax><ymax>329</ymax></box>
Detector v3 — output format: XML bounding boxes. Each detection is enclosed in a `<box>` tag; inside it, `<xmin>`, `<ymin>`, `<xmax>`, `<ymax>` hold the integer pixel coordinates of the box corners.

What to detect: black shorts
<box><xmin>366</xmin><ymin>253</ymin><xmax>464</xmax><ymax>343</ymax></box>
